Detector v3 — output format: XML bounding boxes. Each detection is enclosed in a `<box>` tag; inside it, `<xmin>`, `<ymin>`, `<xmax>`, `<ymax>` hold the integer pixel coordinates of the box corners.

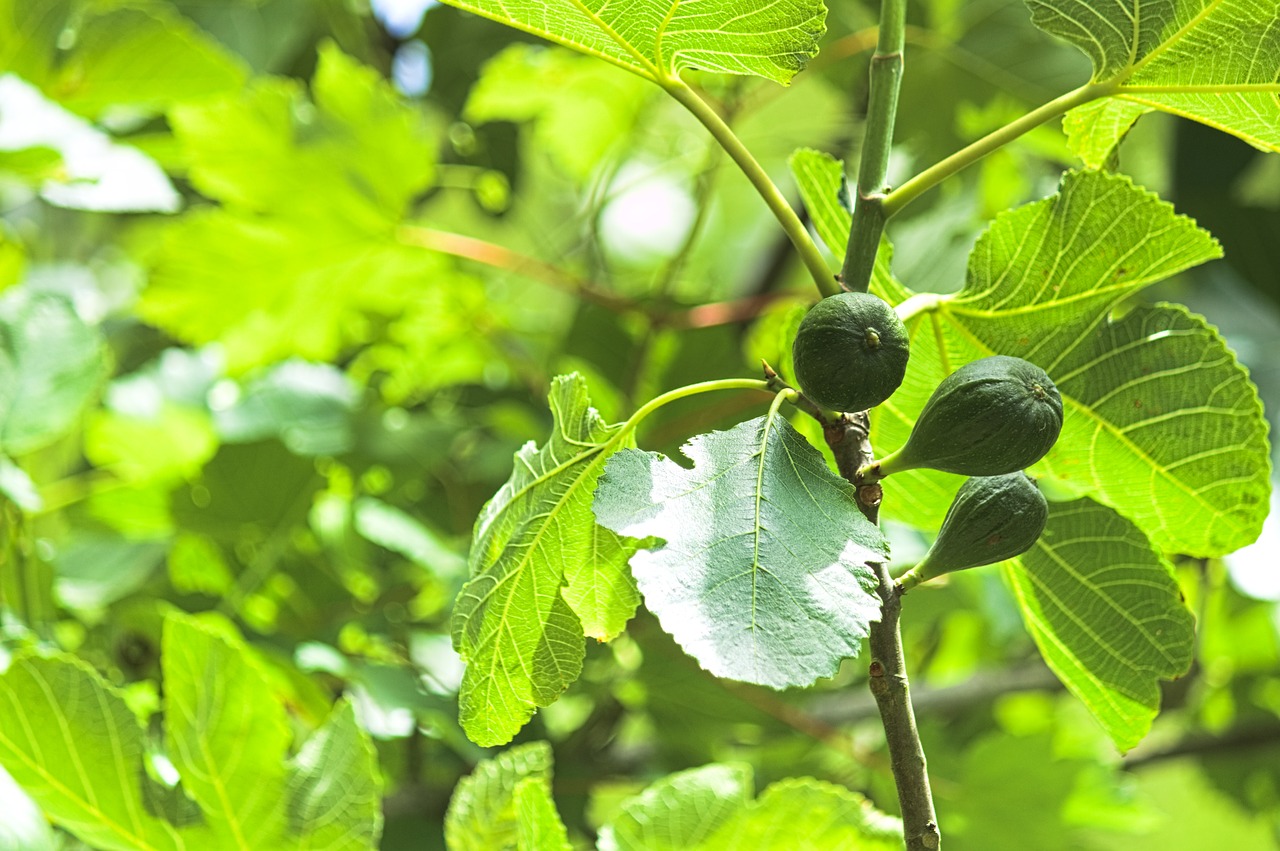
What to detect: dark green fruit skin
<box><xmin>791</xmin><ymin>292</ymin><xmax>909</xmax><ymax>412</ymax></box>
<box><xmin>883</xmin><ymin>355</ymin><xmax>1063</xmax><ymax>476</ymax></box>
<box><xmin>915</xmin><ymin>473</ymin><xmax>1048</xmax><ymax>579</ymax></box>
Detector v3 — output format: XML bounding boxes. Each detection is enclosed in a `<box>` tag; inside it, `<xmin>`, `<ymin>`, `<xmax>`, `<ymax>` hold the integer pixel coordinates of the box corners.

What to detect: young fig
<box><xmin>897</xmin><ymin>473</ymin><xmax>1048</xmax><ymax>591</ymax></box>
<box><xmin>864</xmin><ymin>355</ymin><xmax>1062</xmax><ymax>480</ymax></box>
<box><xmin>791</xmin><ymin>291</ymin><xmax>909</xmax><ymax>413</ymax></box>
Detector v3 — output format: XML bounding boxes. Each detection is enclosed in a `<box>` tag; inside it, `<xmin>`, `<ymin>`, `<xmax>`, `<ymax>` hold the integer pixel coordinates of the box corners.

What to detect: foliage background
<box><xmin>1</xmin><ymin>0</ymin><xmax>1279</xmax><ymax>847</ymax></box>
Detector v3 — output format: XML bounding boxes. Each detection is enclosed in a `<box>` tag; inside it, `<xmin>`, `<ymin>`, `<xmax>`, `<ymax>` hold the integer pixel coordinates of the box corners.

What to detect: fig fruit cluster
<box><xmin>791</xmin><ymin>293</ymin><xmax>1066</xmax><ymax>587</ymax></box>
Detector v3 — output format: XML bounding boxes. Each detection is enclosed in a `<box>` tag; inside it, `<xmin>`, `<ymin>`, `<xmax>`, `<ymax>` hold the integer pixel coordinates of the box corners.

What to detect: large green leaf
<box><xmin>444</xmin><ymin>742</ymin><xmax>555</xmax><ymax>851</ymax></box>
<box><xmin>593</xmin><ymin>409</ymin><xmax>886</xmax><ymax>688</ymax></box>
<box><xmin>0</xmin><ymin>291</ymin><xmax>109</xmax><ymax>456</ymax></box>
<box><xmin>452</xmin><ymin>374</ymin><xmax>639</xmax><ymax>746</ymax></box>
<box><xmin>432</xmin><ymin>0</ymin><xmax>825</xmax><ymax>85</ymax></box>
<box><xmin>1025</xmin><ymin>0</ymin><xmax>1280</xmax><ymax>164</ymax></box>
<box><xmin>875</xmin><ymin>171</ymin><xmax>1270</xmax><ymax>557</ymax></box>
<box><xmin>163</xmin><ymin>614</ymin><xmax>291</xmax><ymax>847</ymax></box>
<box><xmin>0</xmin><ymin>654</ymin><xmax>189</xmax><ymax>851</ymax></box>
<box><xmin>1006</xmin><ymin>498</ymin><xmax>1196</xmax><ymax>751</ymax></box>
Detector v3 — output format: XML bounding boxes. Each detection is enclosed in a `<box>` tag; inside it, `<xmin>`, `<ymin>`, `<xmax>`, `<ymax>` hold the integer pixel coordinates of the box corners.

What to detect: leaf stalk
<box><xmin>662</xmin><ymin>81</ymin><xmax>839</xmax><ymax>298</ymax></box>
<box><xmin>884</xmin><ymin>81</ymin><xmax>1112</xmax><ymax>216</ymax></box>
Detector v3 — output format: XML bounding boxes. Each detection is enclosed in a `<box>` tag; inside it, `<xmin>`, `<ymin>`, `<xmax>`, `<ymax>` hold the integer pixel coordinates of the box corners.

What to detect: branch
<box><xmin>840</xmin><ymin>0</ymin><xmax>906</xmax><ymax>294</ymax></box>
<box><xmin>820</xmin><ymin>410</ymin><xmax>940</xmax><ymax>850</ymax></box>
<box><xmin>1122</xmin><ymin>720</ymin><xmax>1280</xmax><ymax>770</ymax></box>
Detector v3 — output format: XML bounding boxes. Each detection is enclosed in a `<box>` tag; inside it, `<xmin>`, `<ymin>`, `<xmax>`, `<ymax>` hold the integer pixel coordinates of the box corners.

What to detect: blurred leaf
<box><xmin>1026</xmin><ymin>0</ymin><xmax>1280</xmax><ymax>164</ymax></box>
<box><xmin>216</xmin><ymin>361</ymin><xmax>356</xmax><ymax>456</ymax></box>
<box><xmin>1006</xmin><ymin>499</ymin><xmax>1195</xmax><ymax>751</ymax></box>
<box><xmin>433</xmin><ymin>0</ymin><xmax>826</xmax><ymax>85</ymax></box>
<box><xmin>0</xmin><ymin>290</ymin><xmax>109</xmax><ymax>456</ymax></box>
<box><xmin>172</xmin><ymin>440</ymin><xmax>322</xmax><ymax>541</ymax></box>
<box><xmin>0</xmin><ymin>227</ymin><xmax>24</xmax><ymax>289</ymax></box>
<box><xmin>0</xmin><ymin>653</ymin><xmax>190</xmax><ymax>850</ymax></box>
<box><xmin>936</xmin><ymin>731</ymin><xmax>1140</xmax><ymax>851</ymax></box>
<box><xmin>452</xmin><ymin>374</ymin><xmax>638</xmax><ymax>746</ymax></box>
<box><xmin>163</xmin><ymin>612</ymin><xmax>290</xmax><ymax>846</ymax></box>
<box><xmin>444</xmin><ymin>741</ymin><xmax>554</xmax><ymax>851</ymax></box>
<box><xmin>55</xmin><ymin>533</ymin><xmax>168</xmax><ymax>609</ymax></box>
<box><xmin>144</xmin><ymin>44</ymin><xmax>441</xmax><ymax>372</ymax></box>
<box><xmin>353</xmin><ymin>496</ymin><xmax>467</xmax><ymax>578</ymax></box>
<box><xmin>873</xmin><ymin>171</ymin><xmax>1270</xmax><ymax>556</ymax></box>
<box><xmin>166</xmin><ymin>533</ymin><xmax>235</xmax><ymax>598</ymax></box>
<box><xmin>513</xmin><ymin>778</ymin><xmax>572</xmax><ymax>851</ymax></box>
<box><xmin>595</xmin><ymin>411</ymin><xmax>886</xmax><ymax>688</ymax></box>
<box><xmin>0</xmin><ymin>455</ymin><xmax>39</xmax><ymax>511</ymax></box>
<box><xmin>601</xmin><ymin>765</ymin><xmax>901</xmax><ymax>851</ymax></box>
<box><xmin>702</xmin><ymin>778</ymin><xmax>903</xmax><ymax>850</ymax></box>
<box><xmin>466</xmin><ymin>44</ymin><xmax>650</xmax><ymax>180</ymax></box>
<box><xmin>85</xmin><ymin>404</ymin><xmax>218</xmax><ymax>484</ymax></box>
<box><xmin>0</xmin><ymin>0</ymin><xmax>246</xmax><ymax>117</ymax></box>
<box><xmin>599</xmin><ymin>763</ymin><xmax>752</xmax><ymax>851</ymax></box>
<box><xmin>286</xmin><ymin>700</ymin><xmax>383</xmax><ymax>851</ymax></box>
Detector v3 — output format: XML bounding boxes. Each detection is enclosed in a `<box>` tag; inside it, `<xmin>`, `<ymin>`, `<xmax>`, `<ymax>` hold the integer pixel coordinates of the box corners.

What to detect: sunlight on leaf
<box><xmin>433</xmin><ymin>0</ymin><xmax>826</xmax><ymax>85</ymax></box>
<box><xmin>163</xmin><ymin>614</ymin><xmax>290</xmax><ymax>847</ymax></box>
<box><xmin>594</xmin><ymin>410</ymin><xmax>886</xmax><ymax>688</ymax></box>
<box><xmin>1026</xmin><ymin>0</ymin><xmax>1280</xmax><ymax>164</ymax></box>
<box><xmin>1006</xmin><ymin>498</ymin><xmax>1195</xmax><ymax>751</ymax></box>
<box><xmin>0</xmin><ymin>653</ymin><xmax>189</xmax><ymax>851</ymax></box>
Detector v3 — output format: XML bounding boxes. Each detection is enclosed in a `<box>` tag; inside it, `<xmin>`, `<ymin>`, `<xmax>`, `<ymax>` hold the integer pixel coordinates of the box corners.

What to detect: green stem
<box><xmin>663</xmin><ymin>80</ymin><xmax>838</xmax><ymax>298</ymax></box>
<box><xmin>883</xmin><ymin>81</ymin><xmax>1112</xmax><ymax>217</ymax></box>
<box><xmin>621</xmin><ymin>377</ymin><xmax>773</xmax><ymax>435</ymax></box>
<box><xmin>841</xmin><ymin>0</ymin><xmax>907</xmax><ymax>294</ymax></box>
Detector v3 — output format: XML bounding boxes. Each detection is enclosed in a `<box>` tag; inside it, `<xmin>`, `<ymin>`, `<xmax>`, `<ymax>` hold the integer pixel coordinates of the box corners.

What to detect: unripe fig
<box><xmin>791</xmin><ymin>292</ymin><xmax>909</xmax><ymax>413</ymax></box>
<box><xmin>898</xmin><ymin>472</ymin><xmax>1048</xmax><ymax>591</ymax></box>
<box><xmin>867</xmin><ymin>355</ymin><xmax>1062</xmax><ymax>479</ymax></box>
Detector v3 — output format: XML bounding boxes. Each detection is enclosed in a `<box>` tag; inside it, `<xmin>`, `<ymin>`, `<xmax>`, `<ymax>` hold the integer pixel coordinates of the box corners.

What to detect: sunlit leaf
<box><xmin>434</xmin><ymin>0</ymin><xmax>825</xmax><ymax>85</ymax></box>
<box><xmin>594</xmin><ymin>409</ymin><xmax>886</xmax><ymax>688</ymax></box>
<box><xmin>514</xmin><ymin>778</ymin><xmax>572</xmax><ymax>851</ymax></box>
<box><xmin>1006</xmin><ymin>498</ymin><xmax>1196</xmax><ymax>751</ymax></box>
<box><xmin>444</xmin><ymin>742</ymin><xmax>554</xmax><ymax>851</ymax></box>
<box><xmin>286</xmin><ymin>700</ymin><xmax>382</xmax><ymax>851</ymax></box>
<box><xmin>1026</xmin><ymin>0</ymin><xmax>1280</xmax><ymax>164</ymax></box>
<box><xmin>452</xmin><ymin>374</ymin><xmax>639</xmax><ymax>746</ymax></box>
<box><xmin>162</xmin><ymin>613</ymin><xmax>290</xmax><ymax>847</ymax></box>
<box><xmin>0</xmin><ymin>653</ymin><xmax>188</xmax><ymax>851</ymax></box>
